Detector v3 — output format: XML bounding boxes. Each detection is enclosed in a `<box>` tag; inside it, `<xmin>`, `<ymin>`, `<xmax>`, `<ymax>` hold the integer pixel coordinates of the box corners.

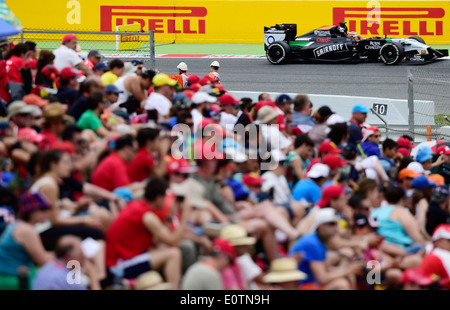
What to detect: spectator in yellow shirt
<box><xmin>101</xmin><ymin>59</ymin><xmax>124</xmax><ymax>86</ymax></box>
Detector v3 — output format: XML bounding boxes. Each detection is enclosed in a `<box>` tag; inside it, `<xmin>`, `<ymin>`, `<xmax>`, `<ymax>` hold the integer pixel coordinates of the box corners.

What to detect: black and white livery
<box><xmin>264</xmin><ymin>22</ymin><xmax>449</xmax><ymax>65</ymax></box>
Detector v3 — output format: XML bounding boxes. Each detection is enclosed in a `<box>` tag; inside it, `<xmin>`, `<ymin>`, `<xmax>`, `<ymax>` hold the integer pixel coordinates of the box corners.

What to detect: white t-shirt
<box><xmin>191</xmin><ymin>109</ymin><xmax>203</xmax><ymax>135</ymax></box>
<box><xmin>113</xmin><ymin>75</ymin><xmax>133</xmax><ymax>107</ymax></box>
<box><xmin>260</xmin><ymin>124</ymin><xmax>292</xmax><ymax>151</ymax></box>
<box><xmin>236</xmin><ymin>253</ymin><xmax>263</xmax><ymax>290</ymax></box>
<box><xmin>219</xmin><ymin>111</ymin><xmax>242</xmax><ymax>132</ymax></box>
<box><xmin>145</xmin><ymin>92</ymin><xmax>172</xmax><ymax>116</ymax></box>
<box><xmin>53</xmin><ymin>45</ymin><xmax>82</xmax><ymax>71</ymax></box>
<box><xmin>261</xmin><ymin>171</ymin><xmax>291</xmax><ymax>206</ymax></box>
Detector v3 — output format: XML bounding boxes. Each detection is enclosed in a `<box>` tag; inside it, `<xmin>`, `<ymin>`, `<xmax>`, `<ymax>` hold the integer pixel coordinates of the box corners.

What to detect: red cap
<box><xmin>431</xmin><ymin>224</ymin><xmax>450</xmax><ymax>241</ymax></box>
<box><xmin>60</xmin><ymin>66</ymin><xmax>80</xmax><ymax>80</ymax></box>
<box><xmin>317</xmin><ymin>184</ymin><xmax>345</xmax><ymax>208</ymax></box>
<box><xmin>202</xmin><ymin>74</ymin><xmax>215</xmax><ymax>82</ymax></box>
<box><xmin>397</xmin><ymin>147</ymin><xmax>410</xmax><ymax>157</ymax></box>
<box><xmin>318</xmin><ymin>141</ymin><xmax>342</xmax><ymax>154</ymax></box>
<box><xmin>188</xmin><ymin>74</ymin><xmax>200</xmax><ymax>85</ymax></box>
<box><xmin>219</xmin><ymin>94</ymin><xmax>240</xmax><ymax>106</ymax></box>
<box><xmin>193</xmin><ymin>140</ymin><xmax>224</xmax><ymax>161</ymax></box>
<box><xmin>214</xmin><ymin>84</ymin><xmax>226</xmax><ymax>92</ymax></box>
<box><xmin>400</xmin><ymin>268</ymin><xmax>435</xmax><ymax>286</ymax></box>
<box><xmin>243</xmin><ymin>172</ymin><xmax>264</xmax><ymax>186</ymax></box>
<box><xmin>304</xmin><ymin>158</ymin><xmax>321</xmax><ymax>175</ymax></box>
<box><xmin>182</xmin><ymin>89</ymin><xmax>195</xmax><ymax>100</ymax></box>
<box><xmin>62</xmin><ymin>33</ymin><xmax>77</xmax><ymax>44</ymax></box>
<box><xmin>17</xmin><ymin>128</ymin><xmax>45</xmax><ymax>144</ymax></box>
<box><xmin>254</xmin><ymin>100</ymin><xmax>276</xmax><ymax>111</ymax></box>
<box><xmin>198</xmin><ymin>78</ymin><xmax>211</xmax><ymax>86</ymax></box>
<box><xmin>212</xmin><ymin>238</ymin><xmax>236</xmax><ymax>261</ymax></box>
<box><xmin>322</xmin><ymin>154</ymin><xmax>347</xmax><ymax>170</ymax></box>
<box><xmin>166</xmin><ymin>157</ymin><xmax>197</xmax><ymax>174</ymax></box>
<box><xmin>199</xmin><ymin>118</ymin><xmax>216</xmax><ymax>130</ymax></box>
<box><xmin>190</xmin><ymin>83</ymin><xmax>201</xmax><ymax>92</ymax></box>
<box><xmin>397</xmin><ymin>137</ymin><xmax>415</xmax><ymax>149</ymax></box>
<box><xmin>51</xmin><ymin>141</ymin><xmax>75</xmax><ymax>155</ymax></box>
<box><xmin>22</xmin><ymin>93</ymin><xmax>49</xmax><ymax>108</ymax></box>
<box><xmin>436</xmin><ymin>145</ymin><xmax>450</xmax><ymax>155</ymax></box>
<box><xmin>362</xmin><ymin>125</ymin><xmax>380</xmax><ymax>142</ymax></box>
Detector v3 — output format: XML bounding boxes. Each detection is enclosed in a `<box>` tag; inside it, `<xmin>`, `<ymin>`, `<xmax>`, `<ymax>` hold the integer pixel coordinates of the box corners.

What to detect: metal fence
<box><xmin>372</xmin><ymin>67</ymin><xmax>450</xmax><ymax>143</ymax></box>
<box><xmin>12</xmin><ymin>29</ymin><xmax>156</xmax><ymax>70</ymax></box>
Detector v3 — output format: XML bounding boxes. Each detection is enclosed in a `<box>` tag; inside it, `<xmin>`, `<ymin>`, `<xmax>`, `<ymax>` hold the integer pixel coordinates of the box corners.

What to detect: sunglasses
<box><xmin>33</xmin><ymin>115</ymin><xmax>43</xmax><ymax>120</ymax></box>
<box><xmin>324</xmin><ymin>222</ymin><xmax>338</xmax><ymax>226</ymax></box>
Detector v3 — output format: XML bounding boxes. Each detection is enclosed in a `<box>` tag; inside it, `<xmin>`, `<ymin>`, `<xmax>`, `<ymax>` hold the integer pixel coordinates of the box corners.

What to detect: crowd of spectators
<box><xmin>0</xmin><ymin>34</ymin><xmax>449</xmax><ymax>291</ymax></box>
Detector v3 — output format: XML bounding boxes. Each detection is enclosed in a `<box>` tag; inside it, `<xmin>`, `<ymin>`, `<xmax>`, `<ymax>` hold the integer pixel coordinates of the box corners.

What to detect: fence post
<box><xmin>407</xmin><ymin>68</ymin><xmax>415</xmax><ymax>142</ymax></box>
<box><xmin>149</xmin><ymin>30</ymin><xmax>155</xmax><ymax>71</ymax></box>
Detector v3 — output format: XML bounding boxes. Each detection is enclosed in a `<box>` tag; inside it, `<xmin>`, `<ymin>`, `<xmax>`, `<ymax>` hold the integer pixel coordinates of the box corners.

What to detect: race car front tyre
<box><xmin>379</xmin><ymin>42</ymin><xmax>405</xmax><ymax>65</ymax></box>
<box><xmin>266</xmin><ymin>41</ymin><xmax>291</xmax><ymax>64</ymax></box>
<box><xmin>408</xmin><ymin>36</ymin><xmax>426</xmax><ymax>44</ymax></box>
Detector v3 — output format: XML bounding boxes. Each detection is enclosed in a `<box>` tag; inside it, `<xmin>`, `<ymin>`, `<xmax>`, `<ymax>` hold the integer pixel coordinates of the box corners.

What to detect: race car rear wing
<box><xmin>264</xmin><ymin>24</ymin><xmax>297</xmax><ymax>49</ymax></box>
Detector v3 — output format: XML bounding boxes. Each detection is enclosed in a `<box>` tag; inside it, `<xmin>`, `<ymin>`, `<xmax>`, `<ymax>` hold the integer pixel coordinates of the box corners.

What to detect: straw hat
<box><xmin>262</xmin><ymin>257</ymin><xmax>307</xmax><ymax>283</ymax></box>
<box><xmin>170</xmin><ymin>178</ymin><xmax>208</xmax><ymax>208</ymax></box>
<box><xmin>257</xmin><ymin>106</ymin><xmax>279</xmax><ymax>124</ymax></box>
<box><xmin>220</xmin><ymin>224</ymin><xmax>256</xmax><ymax>246</ymax></box>
<box><xmin>135</xmin><ymin>271</ymin><xmax>172</xmax><ymax>290</ymax></box>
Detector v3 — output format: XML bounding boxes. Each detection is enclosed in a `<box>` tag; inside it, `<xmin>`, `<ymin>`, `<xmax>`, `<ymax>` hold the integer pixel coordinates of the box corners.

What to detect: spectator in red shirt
<box><xmin>127</xmin><ymin>127</ymin><xmax>171</xmax><ymax>182</ymax></box>
<box><xmin>83</xmin><ymin>50</ymin><xmax>102</xmax><ymax>70</ymax></box>
<box><xmin>275</xmin><ymin>94</ymin><xmax>293</xmax><ymax>138</ymax></box>
<box><xmin>105</xmin><ymin>177</ymin><xmax>190</xmax><ymax>289</ymax></box>
<box><xmin>418</xmin><ymin>224</ymin><xmax>450</xmax><ymax>289</ymax></box>
<box><xmin>90</xmin><ymin>134</ymin><xmax>146</xmax><ymax>195</ymax></box>
<box><xmin>40</xmin><ymin>102</ymin><xmax>74</xmax><ymax>151</ymax></box>
<box><xmin>5</xmin><ymin>43</ymin><xmax>30</xmax><ymax>83</ymax></box>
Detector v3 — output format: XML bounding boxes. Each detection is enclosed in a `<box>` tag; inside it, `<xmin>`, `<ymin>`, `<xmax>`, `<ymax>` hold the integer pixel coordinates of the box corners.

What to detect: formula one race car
<box><xmin>264</xmin><ymin>22</ymin><xmax>449</xmax><ymax>65</ymax></box>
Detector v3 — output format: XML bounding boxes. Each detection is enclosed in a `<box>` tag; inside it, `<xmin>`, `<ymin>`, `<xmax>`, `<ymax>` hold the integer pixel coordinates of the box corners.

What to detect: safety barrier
<box><xmin>228</xmin><ymin>90</ymin><xmax>438</xmax><ymax>143</ymax></box>
<box><xmin>8</xmin><ymin>0</ymin><xmax>450</xmax><ymax>44</ymax></box>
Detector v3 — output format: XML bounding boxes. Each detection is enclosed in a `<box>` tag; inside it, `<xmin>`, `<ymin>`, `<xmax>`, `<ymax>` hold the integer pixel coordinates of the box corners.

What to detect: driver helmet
<box><xmin>347</xmin><ymin>31</ymin><xmax>361</xmax><ymax>40</ymax></box>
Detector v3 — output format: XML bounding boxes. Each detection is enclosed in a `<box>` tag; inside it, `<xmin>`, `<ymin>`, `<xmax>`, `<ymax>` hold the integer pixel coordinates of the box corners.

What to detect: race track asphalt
<box><xmin>153</xmin><ymin>57</ymin><xmax>450</xmax><ymax>114</ymax></box>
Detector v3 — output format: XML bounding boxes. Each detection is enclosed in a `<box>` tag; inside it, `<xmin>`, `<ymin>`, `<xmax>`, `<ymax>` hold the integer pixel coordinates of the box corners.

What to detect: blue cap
<box><xmin>412</xmin><ymin>175</ymin><xmax>437</xmax><ymax>190</ymax></box>
<box><xmin>93</xmin><ymin>62</ymin><xmax>109</xmax><ymax>72</ymax></box>
<box><xmin>352</xmin><ymin>104</ymin><xmax>370</xmax><ymax>113</ymax></box>
<box><xmin>415</xmin><ymin>146</ymin><xmax>433</xmax><ymax>163</ymax></box>
<box><xmin>275</xmin><ymin>94</ymin><xmax>292</xmax><ymax>105</ymax></box>
<box><xmin>131</xmin><ymin>60</ymin><xmax>143</xmax><ymax>66</ymax></box>
<box><xmin>113</xmin><ymin>187</ymin><xmax>133</xmax><ymax>203</ymax></box>
<box><xmin>105</xmin><ymin>84</ymin><xmax>123</xmax><ymax>94</ymax></box>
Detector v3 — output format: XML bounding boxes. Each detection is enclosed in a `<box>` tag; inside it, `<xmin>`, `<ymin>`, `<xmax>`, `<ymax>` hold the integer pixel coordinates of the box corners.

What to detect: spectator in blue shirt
<box><xmin>379</xmin><ymin>138</ymin><xmax>400</xmax><ymax>177</ymax></box>
<box><xmin>291</xmin><ymin>94</ymin><xmax>315</xmax><ymax>133</ymax></box>
<box><xmin>289</xmin><ymin>208</ymin><xmax>364</xmax><ymax>290</ymax></box>
<box><xmin>347</xmin><ymin>104</ymin><xmax>369</xmax><ymax>145</ymax></box>
<box><xmin>361</xmin><ymin>125</ymin><xmax>381</xmax><ymax>157</ymax></box>
<box><xmin>32</xmin><ymin>235</ymin><xmax>101</xmax><ymax>290</ymax></box>
<box><xmin>292</xmin><ymin>163</ymin><xmax>330</xmax><ymax>205</ymax></box>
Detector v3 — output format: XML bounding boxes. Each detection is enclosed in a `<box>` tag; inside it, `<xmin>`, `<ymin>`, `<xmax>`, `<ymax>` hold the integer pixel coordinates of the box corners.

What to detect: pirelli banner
<box><xmin>8</xmin><ymin>0</ymin><xmax>450</xmax><ymax>44</ymax></box>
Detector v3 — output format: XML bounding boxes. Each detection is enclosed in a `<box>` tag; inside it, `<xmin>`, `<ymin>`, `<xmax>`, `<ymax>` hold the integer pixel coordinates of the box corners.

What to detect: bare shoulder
<box><xmin>125</xmin><ymin>74</ymin><xmax>140</xmax><ymax>84</ymax></box>
<box><xmin>14</xmin><ymin>222</ymin><xmax>37</xmax><ymax>243</ymax></box>
<box><xmin>142</xmin><ymin>211</ymin><xmax>160</xmax><ymax>226</ymax></box>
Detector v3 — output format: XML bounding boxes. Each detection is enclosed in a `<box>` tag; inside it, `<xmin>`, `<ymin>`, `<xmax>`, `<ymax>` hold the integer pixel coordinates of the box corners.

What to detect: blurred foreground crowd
<box><xmin>0</xmin><ymin>34</ymin><xmax>449</xmax><ymax>291</ymax></box>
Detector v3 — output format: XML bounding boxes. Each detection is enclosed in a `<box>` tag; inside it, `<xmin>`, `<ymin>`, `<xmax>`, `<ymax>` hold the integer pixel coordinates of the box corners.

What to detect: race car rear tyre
<box><xmin>379</xmin><ymin>42</ymin><xmax>405</xmax><ymax>65</ymax></box>
<box><xmin>266</xmin><ymin>41</ymin><xmax>291</xmax><ymax>64</ymax></box>
<box><xmin>408</xmin><ymin>36</ymin><xmax>425</xmax><ymax>44</ymax></box>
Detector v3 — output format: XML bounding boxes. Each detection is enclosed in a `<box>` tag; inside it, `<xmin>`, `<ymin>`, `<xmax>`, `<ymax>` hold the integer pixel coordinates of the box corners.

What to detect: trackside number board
<box><xmin>372</xmin><ymin>103</ymin><xmax>388</xmax><ymax>115</ymax></box>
